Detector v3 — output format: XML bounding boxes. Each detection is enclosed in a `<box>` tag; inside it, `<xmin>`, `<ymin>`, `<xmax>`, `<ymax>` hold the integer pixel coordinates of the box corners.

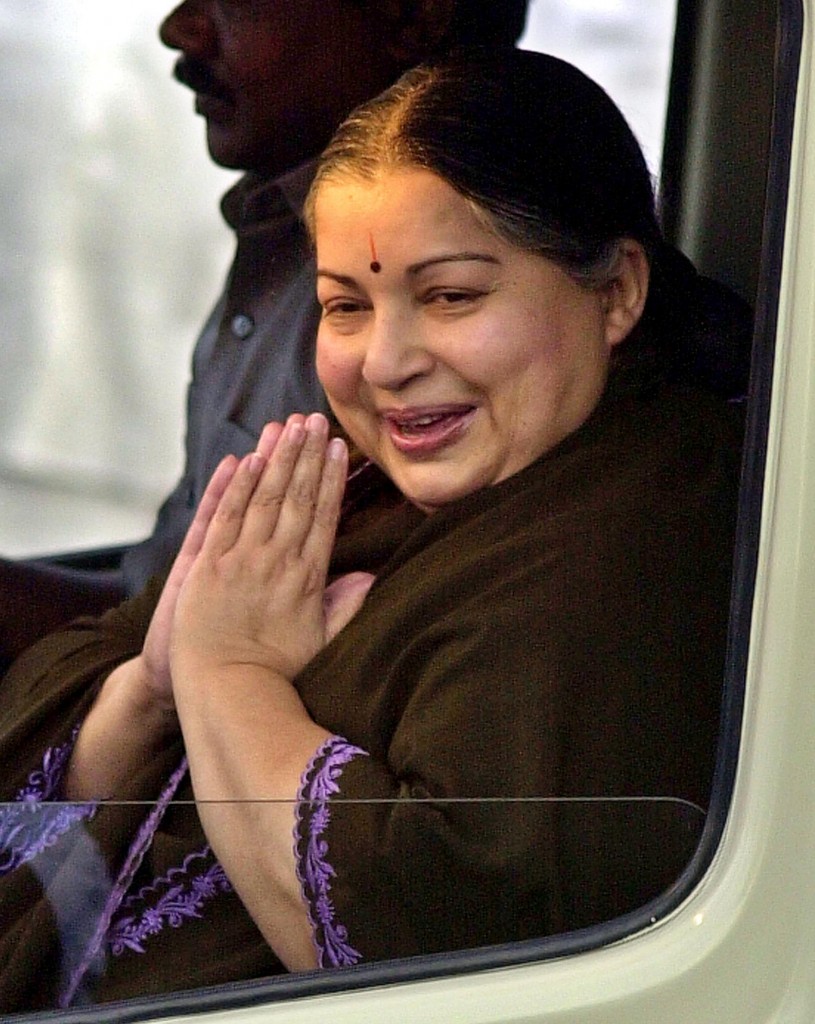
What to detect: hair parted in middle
<box><xmin>306</xmin><ymin>48</ymin><xmax>661</xmax><ymax>292</ymax></box>
<box><xmin>308</xmin><ymin>47</ymin><xmax>753</xmax><ymax>396</ymax></box>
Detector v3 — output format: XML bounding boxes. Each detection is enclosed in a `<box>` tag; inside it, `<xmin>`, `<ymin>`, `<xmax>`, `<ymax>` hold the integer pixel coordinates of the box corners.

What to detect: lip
<box><xmin>381</xmin><ymin>405</ymin><xmax>477</xmax><ymax>456</ymax></box>
<box><xmin>173</xmin><ymin>57</ymin><xmax>232</xmax><ymax>117</ymax></box>
<box><xmin>194</xmin><ymin>91</ymin><xmax>234</xmax><ymax>121</ymax></box>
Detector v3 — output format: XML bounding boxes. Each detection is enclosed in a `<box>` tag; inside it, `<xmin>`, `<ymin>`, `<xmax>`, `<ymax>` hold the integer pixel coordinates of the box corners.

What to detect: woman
<box><xmin>0</xmin><ymin>50</ymin><xmax>743</xmax><ymax>1010</ymax></box>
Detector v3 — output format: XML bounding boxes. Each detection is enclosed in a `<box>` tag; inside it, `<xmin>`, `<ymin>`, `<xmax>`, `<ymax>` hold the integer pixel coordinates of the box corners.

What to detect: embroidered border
<box><xmin>0</xmin><ymin>728</ymin><xmax>96</xmax><ymax>875</ymax></box>
<box><xmin>60</xmin><ymin>757</ymin><xmax>189</xmax><ymax>1007</ymax></box>
<box><xmin>108</xmin><ymin>845</ymin><xmax>232</xmax><ymax>956</ymax></box>
<box><xmin>294</xmin><ymin>735</ymin><xmax>367</xmax><ymax>968</ymax></box>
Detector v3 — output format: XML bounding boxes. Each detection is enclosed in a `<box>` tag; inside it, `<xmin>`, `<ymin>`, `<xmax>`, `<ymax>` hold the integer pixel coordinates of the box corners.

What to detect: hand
<box><xmin>169</xmin><ymin>414</ymin><xmax>368</xmax><ymax>685</ymax></box>
<box><xmin>323</xmin><ymin>571</ymin><xmax>376</xmax><ymax>643</ymax></box>
<box><xmin>141</xmin><ymin>423</ymin><xmax>284</xmax><ymax>704</ymax></box>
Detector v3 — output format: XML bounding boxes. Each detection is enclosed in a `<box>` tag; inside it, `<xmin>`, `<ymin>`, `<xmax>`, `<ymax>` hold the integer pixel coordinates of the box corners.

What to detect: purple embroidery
<box><xmin>17</xmin><ymin>730</ymin><xmax>76</xmax><ymax>802</ymax></box>
<box><xmin>108</xmin><ymin>846</ymin><xmax>232</xmax><ymax>956</ymax></box>
<box><xmin>60</xmin><ymin>757</ymin><xmax>189</xmax><ymax>1008</ymax></box>
<box><xmin>0</xmin><ymin>729</ymin><xmax>96</xmax><ymax>875</ymax></box>
<box><xmin>295</xmin><ymin>735</ymin><xmax>367</xmax><ymax>968</ymax></box>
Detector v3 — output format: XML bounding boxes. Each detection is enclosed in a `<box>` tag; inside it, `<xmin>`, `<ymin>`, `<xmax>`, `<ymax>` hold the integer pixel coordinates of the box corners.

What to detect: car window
<box><xmin>0</xmin><ymin>793</ymin><xmax>705</xmax><ymax>1012</ymax></box>
<box><xmin>5</xmin><ymin>2</ymin><xmax>793</xmax><ymax>1021</ymax></box>
<box><xmin>0</xmin><ymin>0</ymin><xmax>233</xmax><ymax>557</ymax></box>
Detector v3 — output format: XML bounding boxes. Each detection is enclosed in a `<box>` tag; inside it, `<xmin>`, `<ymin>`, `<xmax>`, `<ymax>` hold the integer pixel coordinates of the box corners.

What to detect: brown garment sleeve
<box><xmin>0</xmin><ymin>578</ymin><xmax>168</xmax><ymax>1012</ymax></box>
<box><xmin>292</xmin><ymin>387</ymin><xmax>740</xmax><ymax>967</ymax></box>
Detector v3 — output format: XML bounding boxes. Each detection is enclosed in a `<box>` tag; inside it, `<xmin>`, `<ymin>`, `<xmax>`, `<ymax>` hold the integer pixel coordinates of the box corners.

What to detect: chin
<box><xmin>205</xmin><ymin>128</ymin><xmax>250</xmax><ymax>172</ymax></box>
<box><xmin>394</xmin><ymin>471</ymin><xmax>487</xmax><ymax>514</ymax></box>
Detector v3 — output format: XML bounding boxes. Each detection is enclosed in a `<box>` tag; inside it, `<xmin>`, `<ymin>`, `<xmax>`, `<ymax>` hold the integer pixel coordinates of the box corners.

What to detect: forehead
<box><xmin>314</xmin><ymin>169</ymin><xmax>495</xmax><ymax>248</ymax></box>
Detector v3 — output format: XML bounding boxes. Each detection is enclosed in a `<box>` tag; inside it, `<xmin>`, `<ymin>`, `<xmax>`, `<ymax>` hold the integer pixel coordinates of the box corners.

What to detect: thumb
<box><xmin>323</xmin><ymin>572</ymin><xmax>376</xmax><ymax>643</ymax></box>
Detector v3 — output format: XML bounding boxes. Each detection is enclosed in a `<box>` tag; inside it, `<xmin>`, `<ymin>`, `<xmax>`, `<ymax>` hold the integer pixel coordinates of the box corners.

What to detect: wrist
<box><xmin>108</xmin><ymin>656</ymin><xmax>179</xmax><ymax>735</ymax></box>
<box><xmin>65</xmin><ymin>657</ymin><xmax>179</xmax><ymax>801</ymax></box>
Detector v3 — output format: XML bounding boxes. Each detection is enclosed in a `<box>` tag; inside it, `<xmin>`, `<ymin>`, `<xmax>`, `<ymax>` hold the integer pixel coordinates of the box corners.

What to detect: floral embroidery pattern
<box><xmin>295</xmin><ymin>735</ymin><xmax>367</xmax><ymax>968</ymax></box>
<box><xmin>60</xmin><ymin>757</ymin><xmax>190</xmax><ymax>1007</ymax></box>
<box><xmin>108</xmin><ymin>846</ymin><xmax>232</xmax><ymax>955</ymax></box>
<box><xmin>0</xmin><ymin>729</ymin><xmax>96</xmax><ymax>875</ymax></box>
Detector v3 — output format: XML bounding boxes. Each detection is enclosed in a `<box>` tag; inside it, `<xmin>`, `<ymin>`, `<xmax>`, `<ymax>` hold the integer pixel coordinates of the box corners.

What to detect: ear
<box><xmin>601</xmin><ymin>239</ymin><xmax>650</xmax><ymax>350</ymax></box>
<box><xmin>382</xmin><ymin>0</ymin><xmax>457</xmax><ymax>64</ymax></box>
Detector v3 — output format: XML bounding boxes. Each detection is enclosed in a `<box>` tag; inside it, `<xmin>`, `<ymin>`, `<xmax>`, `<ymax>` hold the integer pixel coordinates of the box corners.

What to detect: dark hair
<box><xmin>308</xmin><ymin>48</ymin><xmax>751</xmax><ymax>393</ymax></box>
<box><xmin>308</xmin><ymin>49</ymin><xmax>660</xmax><ymax>283</ymax></box>
<box><xmin>348</xmin><ymin>1</ymin><xmax>530</xmax><ymax>53</ymax></box>
<box><xmin>442</xmin><ymin>0</ymin><xmax>530</xmax><ymax>49</ymax></box>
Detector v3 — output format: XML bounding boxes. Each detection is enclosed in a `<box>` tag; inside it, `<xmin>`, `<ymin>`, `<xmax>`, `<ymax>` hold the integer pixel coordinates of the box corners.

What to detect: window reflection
<box><xmin>0</xmin><ymin>795</ymin><xmax>703</xmax><ymax>1008</ymax></box>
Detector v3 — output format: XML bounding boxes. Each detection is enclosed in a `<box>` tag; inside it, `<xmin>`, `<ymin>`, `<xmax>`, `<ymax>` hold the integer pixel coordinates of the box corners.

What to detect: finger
<box><xmin>270</xmin><ymin>413</ymin><xmax>333</xmax><ymax>553</ymax></box>
<box><xmin>323</xmin><ymin>571</ymin><xmax>375</xmax><ymax>643</ymax></box>
<box><xmin>160</xmin><ymin>455</ymin><xmax>241</xmax><ymax>598</ymax></box>
<box><xmin>203</xmin><ymin>450</ymin><xmax>268</xmax><ymax>557</ymax></box>
<box><xmin>299</xmin><ymin>434</ymin><xmax>348</xmax><ymax>575</ymax></box>
<box><xmin>256</xmin><ymin>421</ymin><xmax>285</xmax><ymax>459</ymax></box>
<box><xmin>240</xmin><ymin>413</ymin><xmax>311</xmax><ymax>546</ymax></box>
<box><xmin>177</xmin><ymin>455</ymin><xmax>240</xmax><ymax>563</ymax></box>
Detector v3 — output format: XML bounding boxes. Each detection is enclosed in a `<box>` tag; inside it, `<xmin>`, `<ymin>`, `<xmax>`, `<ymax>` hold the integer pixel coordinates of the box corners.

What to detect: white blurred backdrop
<box><xmin>0</xmin><ymin>0</ymin><xmax>676</xmax><ymax>556</ymax></box>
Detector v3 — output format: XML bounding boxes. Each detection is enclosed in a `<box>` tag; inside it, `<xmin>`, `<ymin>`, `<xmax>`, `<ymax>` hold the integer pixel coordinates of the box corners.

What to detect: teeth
<box><xmin>399</xmin><ymin>414</ymin><xmax>449</xmax><ymax>434</ymax></box>
<box><xmin>388</xmin><ymin>409</ymin><xmax>471</xmax><ymax>435</ymax></box>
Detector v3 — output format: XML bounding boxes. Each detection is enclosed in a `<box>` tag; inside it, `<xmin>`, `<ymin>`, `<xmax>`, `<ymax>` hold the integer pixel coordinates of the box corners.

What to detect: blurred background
<box><xmin>0</xmin><ymin>0</ymin><xmax>676</xmax><ymax>557</ymax></box>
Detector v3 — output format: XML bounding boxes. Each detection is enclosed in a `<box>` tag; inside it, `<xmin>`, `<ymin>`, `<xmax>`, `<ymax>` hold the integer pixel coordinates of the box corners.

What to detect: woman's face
<box><xmin>314</xmin><ymin>168</ymin><xmax>643</xmax><ymax>512</ymax></box>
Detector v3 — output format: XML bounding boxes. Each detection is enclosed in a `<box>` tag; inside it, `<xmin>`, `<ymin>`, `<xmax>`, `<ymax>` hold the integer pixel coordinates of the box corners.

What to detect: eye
<box><xmin>423</xmin><ymin>288</ymin><xmax>486</xmax><ymax>310</ymax></box>
<box><xmin>319</xmin><ymin>294</ymin><xmax>371</xmax><ymax>335</ymax></box>
<box><xmin>321</xmin><ymin>297</ymin><xmax>367</xmax><ymax>317</ymax></box>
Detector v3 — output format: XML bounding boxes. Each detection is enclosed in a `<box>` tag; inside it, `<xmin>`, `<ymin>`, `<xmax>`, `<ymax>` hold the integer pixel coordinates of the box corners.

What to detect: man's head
<box><xmin>160</xmin><ymin>0</ymin><xmax>530</xmax><ymax>176</ymax></box>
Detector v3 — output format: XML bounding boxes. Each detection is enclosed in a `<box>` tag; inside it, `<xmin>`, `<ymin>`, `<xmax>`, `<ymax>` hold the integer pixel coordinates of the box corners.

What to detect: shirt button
<box><xmin>231</xmin><ymin>314</ymin><xmax>255</xmax><ymax>340</ymax></box>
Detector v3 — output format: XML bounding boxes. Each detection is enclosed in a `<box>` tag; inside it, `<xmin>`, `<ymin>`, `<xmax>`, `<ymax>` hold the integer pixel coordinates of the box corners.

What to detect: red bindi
<box><xmin>369</xmin><ymin>233</ymin><xmax>382</xmax><ymax>274</ymax></box>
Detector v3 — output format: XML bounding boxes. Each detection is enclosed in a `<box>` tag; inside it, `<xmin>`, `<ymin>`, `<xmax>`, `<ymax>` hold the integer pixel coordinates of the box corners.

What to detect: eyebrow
<box><xmin>316</xmin><ymin>252</ymin><xmax>500</xmax><ymax>287</ymax></box>
<box><xmin>406</xmin><ymin>252</ymin><xmax>501</xmax><ymax>275</ymax></box>
<box><xmin>316</xmin><ymin>270</ymin><xmax>358</xmax><ymax>287</ymax></box>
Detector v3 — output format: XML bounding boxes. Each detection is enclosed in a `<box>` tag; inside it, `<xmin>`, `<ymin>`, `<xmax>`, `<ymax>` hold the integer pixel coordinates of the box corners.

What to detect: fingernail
<box><xmin>327</xmin><ymin>437</ymin><xmax>347</xmax><ymax>461</ymax></box>
<box><xmin>306</xmin><ymin>412</ymin><xmax>328</xmax><ymax>435</ymax></box>
<box><xmin>246</xmin><ymin>452</ymin><xmax>265</xmax><ymax>473</ymax></box>
<box><xmin>287</xmin><ymin>419</ymin><xmax>305</xmax><ymax>443</ymax></box>
<box><xmin>260</xmin><ymin>421</ymin><xmax>283</xmax><ymax>441</ymax></box>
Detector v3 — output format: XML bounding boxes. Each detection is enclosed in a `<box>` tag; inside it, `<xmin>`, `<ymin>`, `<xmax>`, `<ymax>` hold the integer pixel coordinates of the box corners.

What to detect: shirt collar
<box><xmin>220</xmin><ymin>159</ymin><xmax>318</xmax><ymax>231</ymax></box>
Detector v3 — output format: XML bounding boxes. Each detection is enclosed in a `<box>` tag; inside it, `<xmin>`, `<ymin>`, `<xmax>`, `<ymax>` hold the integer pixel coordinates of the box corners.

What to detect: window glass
<box><xmin>0</xmin><ymin>1</ymin><xmax>768</xmax><ymax>1020</ymax></box>
<box><xmin>0</xmin><ymin>795</ymin><xmax>705</xmax><ymax>1008</ymax></box>
<box><xmin>0</xmin><ymin>0</ymin><xmax>234</xmax><ymax>557</ymax></box>
<box><xmin>520</xmin><ymin>0</ymin><xmax>676</xmax><ymax>176</ymax></box>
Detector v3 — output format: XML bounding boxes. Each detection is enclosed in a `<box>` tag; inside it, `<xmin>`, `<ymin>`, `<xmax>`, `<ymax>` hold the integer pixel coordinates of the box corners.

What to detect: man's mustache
<box><xmin>173</xmin><ymin>56</ymin><xmax>230</xmax><ymax>102</ymax></box>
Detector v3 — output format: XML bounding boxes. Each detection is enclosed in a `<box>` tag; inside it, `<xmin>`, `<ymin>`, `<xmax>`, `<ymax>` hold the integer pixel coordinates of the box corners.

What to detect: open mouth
<box><xmin>384</xmin><ymin>406</ymin><xmax>477</xmax><ymax>454</ymax></box>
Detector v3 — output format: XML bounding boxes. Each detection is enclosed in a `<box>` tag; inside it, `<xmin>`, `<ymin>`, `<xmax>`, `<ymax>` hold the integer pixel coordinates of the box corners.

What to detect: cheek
<box><xmin>223</xmin><ymin>28</ymin><xmax>287</xmax><ymax>88</ymax></box>
<box><xmin>316</xmin><ymin>337</ymin><xmax>360</xmax><ymax>405</ymax></box>
<box><xmin>459</xmin><ymin>312</ymin><xmax>556</xmax><ymax>391</ymax></box>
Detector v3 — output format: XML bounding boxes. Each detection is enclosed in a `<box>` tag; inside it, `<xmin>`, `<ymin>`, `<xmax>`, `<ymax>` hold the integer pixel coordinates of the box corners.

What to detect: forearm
<box><xmin>160</xmin><ymin>415</ymin><xmax>355</xmax><ymax>969</ymax></box>
<box><xmin>64</xmin><ymin>656</ymin><xmax>179</xmax><ymax>801</ymax></box>
<box><xmin>173</xmin><ymin>665</ymin><xmax>330</xmax><ymax>971</ymax></box>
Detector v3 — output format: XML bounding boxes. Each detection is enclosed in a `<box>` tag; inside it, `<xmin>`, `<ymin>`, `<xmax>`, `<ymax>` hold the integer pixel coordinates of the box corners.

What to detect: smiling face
<box><xmin>159</xmin><ymin>0</ymin><xmax>404</xmax><ymax>174</ymax></box>
<box><xmin>314</xmin><ymin>168</ymin><xmax>647</xmax><ymax>513</ymax></box>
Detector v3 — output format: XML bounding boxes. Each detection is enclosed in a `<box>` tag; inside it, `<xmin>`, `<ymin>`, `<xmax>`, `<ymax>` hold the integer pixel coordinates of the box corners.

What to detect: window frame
<box><xmin>4</xmin><ymin>1</ymin><xmax>805</xmax><ymax>1021</ymax></box>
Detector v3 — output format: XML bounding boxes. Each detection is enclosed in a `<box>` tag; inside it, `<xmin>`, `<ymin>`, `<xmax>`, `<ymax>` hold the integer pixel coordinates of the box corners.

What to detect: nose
<box><xmin>361</xmin><ymin>314</ymin><xmax>435</xmax><ymax>392</ymax></box>
<box><xmin>159</xmin><ymin>0</ymin><xmax>216</xmax><ymax>56</ymax></box>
